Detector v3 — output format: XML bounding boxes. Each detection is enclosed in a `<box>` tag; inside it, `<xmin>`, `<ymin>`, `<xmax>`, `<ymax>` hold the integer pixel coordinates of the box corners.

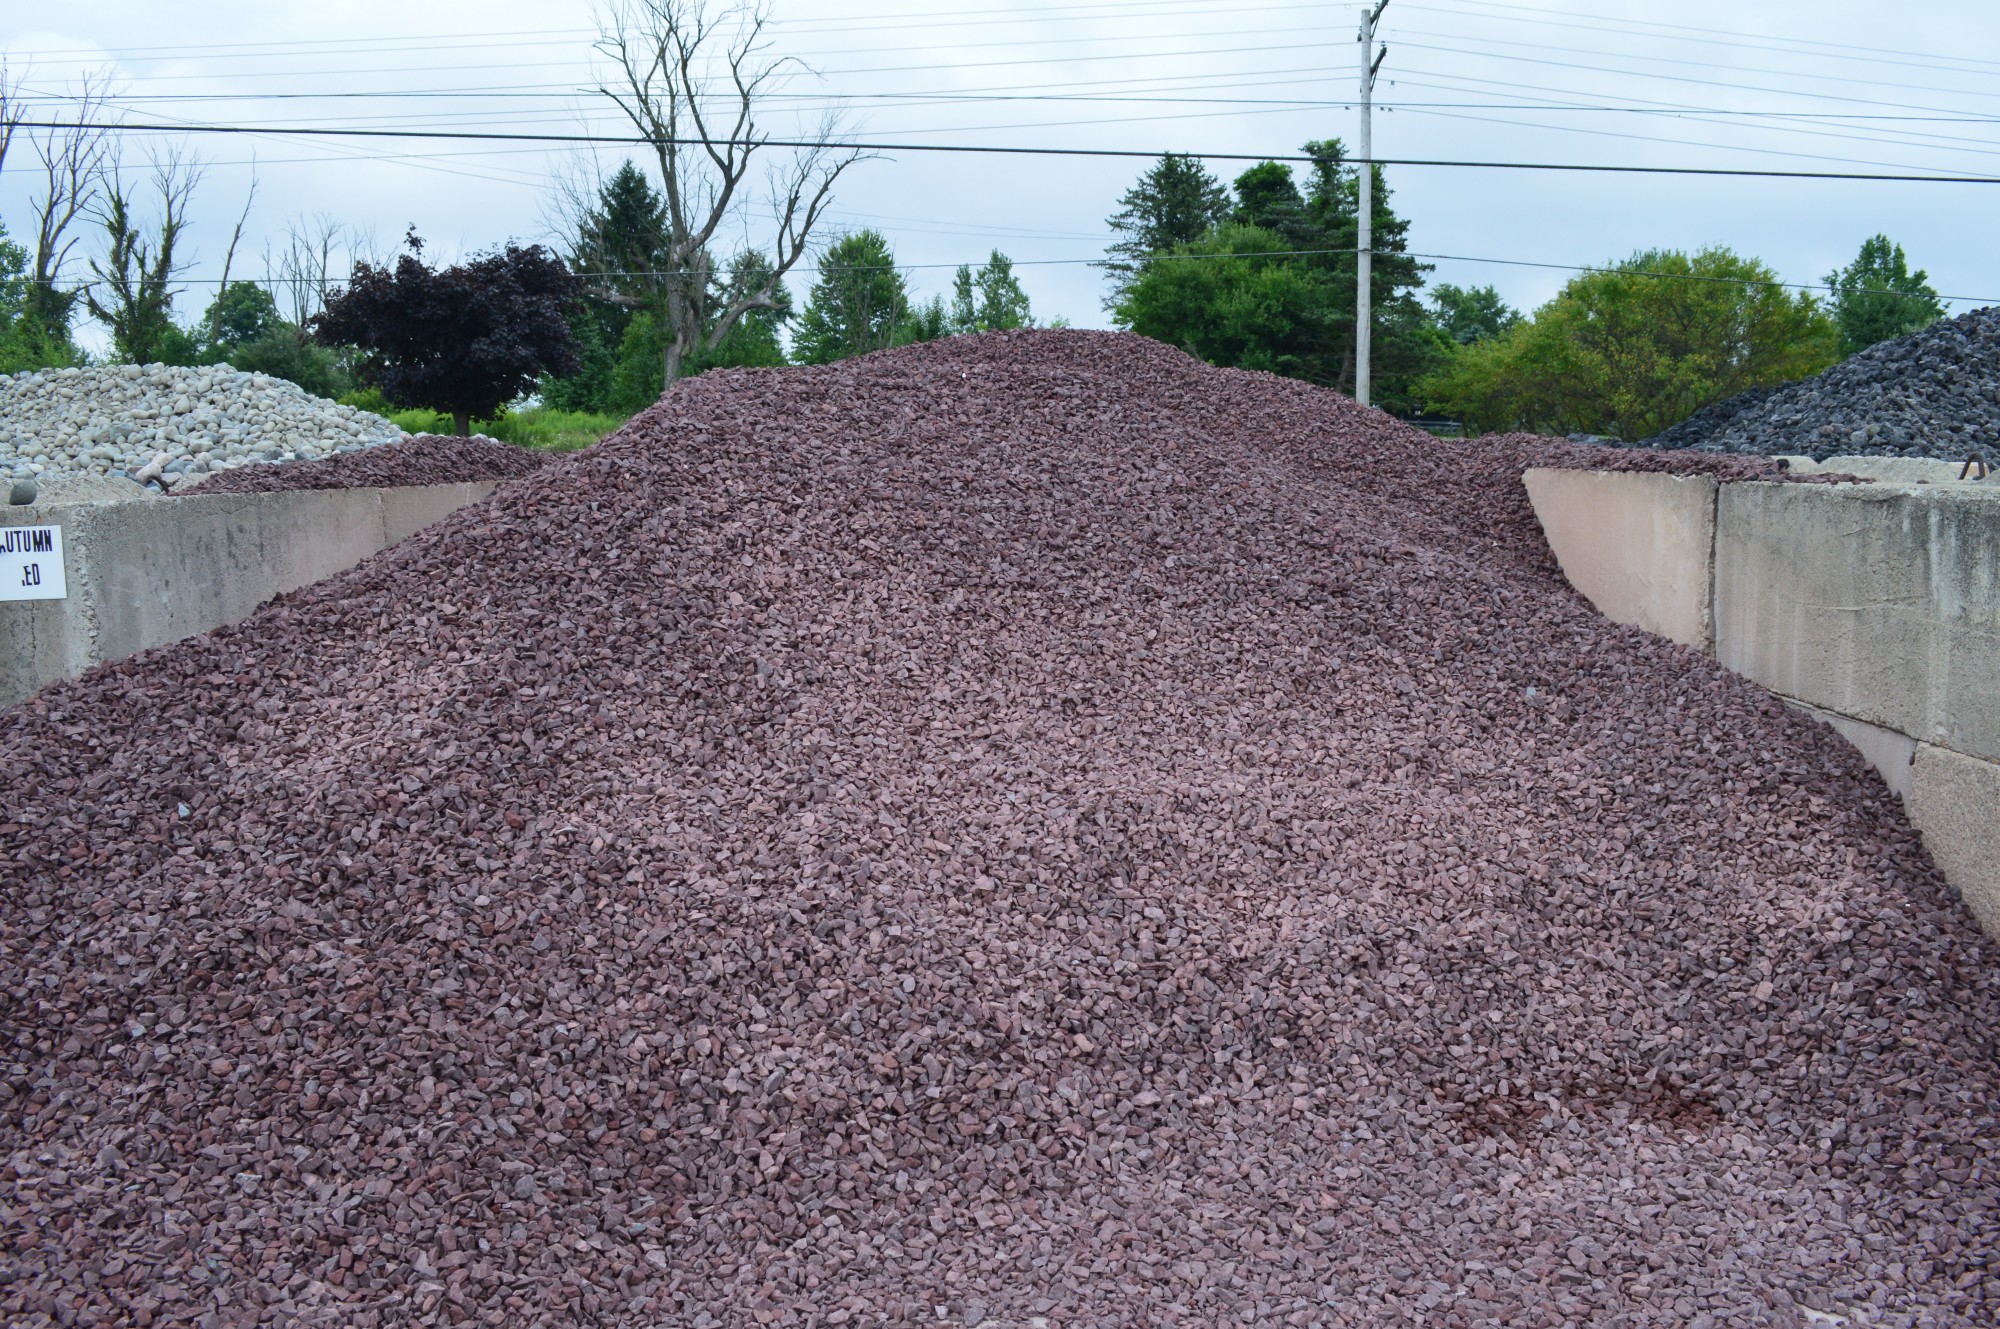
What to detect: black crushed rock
<box><xmin>2</xmin><ymin>330</ymin><xmax>1995</xmax><ymax>1328</ymax></box>
<box><xmin>1642</xmin><ymin>305</ymin><xmax>2000</xmax><ymax>462</ymax></box>
<box><xmin>185</xmin><ymin>434</ymin><xmax>545</xmax><ymax>494</ymax></box>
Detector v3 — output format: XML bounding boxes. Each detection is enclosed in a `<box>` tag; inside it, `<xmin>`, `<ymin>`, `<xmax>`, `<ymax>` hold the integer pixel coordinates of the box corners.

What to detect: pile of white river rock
<box><xmin>2</xmin><ymin>362</ymin><xmax>405</xmax><ymax>500</ymax></box>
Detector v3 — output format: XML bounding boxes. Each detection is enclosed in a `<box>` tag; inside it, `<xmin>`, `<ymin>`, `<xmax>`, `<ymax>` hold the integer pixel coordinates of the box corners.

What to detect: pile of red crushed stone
<box><xmin>185</xmin><ymin>435</ymin><xmax>544</xmax><ymax>494</ymax></box>
<box><xmin>2</xmin><ymin>330</ymin><xmax>1994</xmax><ymax>1328</ymax></box>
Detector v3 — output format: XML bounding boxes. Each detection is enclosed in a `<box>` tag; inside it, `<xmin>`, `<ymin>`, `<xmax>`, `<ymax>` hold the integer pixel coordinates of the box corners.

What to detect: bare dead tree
<box><xmin>593</xmin><ymin>0</ymin><xmax>865</xmax><ymax>384</ymax></box>
<box><xmin>266</xmin><ymin>213</ymin><xmax>347</xmax><ymax>332</ymax></box>
<box><xmin>21</xmin><ymin>70</ymin><xmax>116</xmax><ymax>345</ymax></box>
<box><xmin>0</xmin><ymin>59</ymin><xmax>22</xmax><ymax>178</ymax></box>
<box><xmin>209</xmin><ymin>172</ymin><xmax>260</xmax><ymax>343</ymax></box>
<box><xmin>85</xmin><ymin>149</ymin><xmax>204</xmax><ymax>363</ymax></box>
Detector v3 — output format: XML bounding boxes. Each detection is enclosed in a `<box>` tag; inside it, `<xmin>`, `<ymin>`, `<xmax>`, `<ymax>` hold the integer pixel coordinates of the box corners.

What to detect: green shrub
<box><xmin>371</xmin><ymin>403</ymin><xmax>622</xmax><ymax>452</ymax></box>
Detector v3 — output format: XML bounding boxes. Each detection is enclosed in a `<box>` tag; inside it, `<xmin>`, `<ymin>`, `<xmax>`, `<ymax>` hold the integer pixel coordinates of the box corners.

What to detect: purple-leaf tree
<box><xmin>313</xmin><ymin>231</ymin><xmax>583</xmax><ymax>437</ymax></box>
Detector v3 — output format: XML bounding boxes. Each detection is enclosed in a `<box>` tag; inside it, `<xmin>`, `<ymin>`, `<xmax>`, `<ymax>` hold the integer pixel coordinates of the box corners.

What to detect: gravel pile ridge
<box><xmin>1641</xmin><ymin>305</ymin><xmax>2000</xmax><ymax>461</ymax></box>
<box><xmin>186</xmin><ymin>435</ymin><xmax>546</xmax><ymax>495</ymax></box>
<box><xmin>1</xmin><ymin>363</ymin><xmax>404</xmax><ymax>489</ymax></box>
<box><xmin>3</xmin><ymin>330</ymin><xmax>1996</xmax><ymax>1328</ymax></box>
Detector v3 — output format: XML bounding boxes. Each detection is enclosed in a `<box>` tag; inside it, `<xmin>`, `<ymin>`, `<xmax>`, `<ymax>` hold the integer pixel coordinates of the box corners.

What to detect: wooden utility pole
<box><xmin>1356</xmin><ymin>0</ymin><xmax>1390</xmax><ymax>408</ymax></box>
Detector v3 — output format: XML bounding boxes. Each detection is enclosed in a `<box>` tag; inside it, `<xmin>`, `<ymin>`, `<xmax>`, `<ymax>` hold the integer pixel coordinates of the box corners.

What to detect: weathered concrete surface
<box><xmin>1907</xmin><ymin>742</ymin><xmax>2000</xmax><ymax>935</ymax></box>
<box><xmin>1</xmin><ymin>481</ymin><xmax>496</xmax><ymax>706</ymax></box>
<box><xmin>1779</xmin><ymin>454</ymin><xmax>1997</xmax><ymax>486</ymax></box>
<box><xmin>1786</xmin><ymin>699</ymin><xmax>1919</xmax><ymax>802</ymax></box>
<box><xmin>382</xmin><ymin>481</ymin><xmax>496</xmax><ymax>544</ymax></box>
<box><xmin>1522</xmin><ymin>468</ymin><xmax>1717</xmax><ymax>651</ymax></box>
<box><xmin>1715</xmin><ymin>482</ymin><xmax>2000</xmax><ymax>766</ymax></box>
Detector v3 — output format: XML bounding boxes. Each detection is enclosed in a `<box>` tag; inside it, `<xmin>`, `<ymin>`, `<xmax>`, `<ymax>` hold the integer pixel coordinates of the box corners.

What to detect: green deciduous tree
<box><xmin>1100</xmin><ymin>153</ymin><xmax>1231</xmax><ymax>308</ymax></box>
<box><xmin>1825</xmin><ymin>234</ymin><xmax>1944</xmax><ymax>356</ymax></box>
<box><xmin>902</xmin><ymin>295</ymin><xmax>951</xmax><ymax>344</ymax></box>
<box><xmin>595</xmin><ymin>249</ymin><xmax>795</xmax><ymax>412</ymax></box>
<box><xmin>1115</xmin><ymin>224</ymin><xmax>1341</xmax><ymax>379</ymax></box>
<box><xmin>694</xmin><ymin>249</ymin><xmax>792</xmax><ymax>370</ymax></box>
<box><xmin>14</xmin><ymin>70</ymin><xmax>111</xmax><ymax>361</ymax></box>
<box><xmin>203</xmin><ymin>280</ymin><xmax>282</xmax><ymax>349</ymax></box>
<box><xmin>791</xmin><ymin>230</ymin><xmax>908</xmax><ymax>364</ymax></box>
<box><xmin>1428</xmin><ymin>283</ymin><xmax>1520</xmax><ymax>345</ymax></box>
<box><xmin>1420</xmin><ymin>247</ymin><xmax>1839</xmax><ymax>439</ymax></box>
<box><xmin>949</xmin><ymin>250</ymin><xmax>1034</xmax><ymax>333</ymax></box>
<box><xmin>0</xmin><ymin>221</ymin><xmax>83</xmax><ymax>373</ymax></box>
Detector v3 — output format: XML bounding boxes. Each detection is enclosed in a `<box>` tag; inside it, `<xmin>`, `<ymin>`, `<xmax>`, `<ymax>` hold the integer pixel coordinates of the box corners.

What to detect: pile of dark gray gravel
<box><xmin>2</xmin><ymin>331</ymin><xmax>1995</xmax><ymax>1327</ymax></box>
<box><xmin>1642</xmin><ymin>305</ymin><xmax>2000</xmax><ymax>461</ymax></box>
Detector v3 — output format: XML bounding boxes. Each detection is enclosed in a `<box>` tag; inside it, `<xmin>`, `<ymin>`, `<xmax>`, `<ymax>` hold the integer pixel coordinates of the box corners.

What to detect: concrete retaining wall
<box><xmin>1</xmin><ymin>481</ymin><xmax>495</xmax><ymax>706</ymax></box>
<box><xmin>1523</xmin><ymin>465</ymin><xmax>2000</xmax><ymax>937</ymax></box>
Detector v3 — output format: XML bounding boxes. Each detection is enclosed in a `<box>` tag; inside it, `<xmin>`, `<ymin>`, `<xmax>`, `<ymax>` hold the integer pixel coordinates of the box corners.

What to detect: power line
<box><xmin>13</xmin><ymin>120</ymin><xmax>2000</xmax><ymax>182</ymax></box>
<box><xmin>1403</xmin><ymin>0</ymin><xmax>2000</xmax><ymax>77</ymax></box>
<box><xmin>61</xmin><ymin>89</ymin><xmax>2000</xmax><ymax>121</ymax></box>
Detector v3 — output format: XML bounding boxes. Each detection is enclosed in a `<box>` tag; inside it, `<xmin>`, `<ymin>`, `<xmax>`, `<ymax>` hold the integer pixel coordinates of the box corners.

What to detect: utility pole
<box><xmin>1356</xmin><ymin>0</ymin><xmax>1389</xmax><ymax>409</ymax></box>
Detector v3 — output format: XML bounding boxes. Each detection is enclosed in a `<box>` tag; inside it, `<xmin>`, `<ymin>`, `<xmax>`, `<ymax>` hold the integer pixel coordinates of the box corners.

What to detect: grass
<box><xmin>382</xmin><ymin>406</ymin><xmax>627</xmax><ymax>453</ymax></box>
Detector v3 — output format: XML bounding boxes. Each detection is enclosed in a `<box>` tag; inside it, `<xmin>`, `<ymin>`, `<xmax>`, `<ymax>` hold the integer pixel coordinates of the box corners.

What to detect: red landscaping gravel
<box><xmin>2</xmin><ymin>330</ymin><xmax>1995</xmax><ymax>1327</ymax></box>
<box><xmin>185</xmin><ymin>434</ymin><xmax>545</xmax><ymax>494</ymax></box>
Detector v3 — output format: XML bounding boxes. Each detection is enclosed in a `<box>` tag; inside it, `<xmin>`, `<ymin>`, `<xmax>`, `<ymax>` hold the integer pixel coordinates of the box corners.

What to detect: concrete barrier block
<box><xmin>381</xmin><ymin>481</ymin><xmax>499</xmax><ymax>544</ymax></box>
<box><xmin>2</xmin><ymin>482</ymin><xmax>495</xmax><ymax>707</ymax></box>
<box><xmin>1522</xmin><ymin>468</ymin><xmax>1716</xmax><ymax>650</ymax></box>
<box><xmin>1715</xmin><ymin>483</ymin><xmax>2000</xmax><ymax>766</ymax></box>
<box><xmin>81</xmin><ymin>489</ymin><xmax>389</xmax><ymax>665</ymax></box>
<box><xmin>1907</xmin><ymin>742</ymin><xmax>2000</xmax><ymax>935</ymax></box>
<box><xmin>1784</xmin><ymin>699</ymin><xmax>1919</xmax><ymax>801</ymax></box>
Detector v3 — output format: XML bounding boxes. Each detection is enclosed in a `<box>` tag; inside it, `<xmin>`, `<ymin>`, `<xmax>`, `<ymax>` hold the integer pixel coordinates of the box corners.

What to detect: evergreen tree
<box><xmin>792</xmin><ymin>231</ymin><xmax>908</xmax><ymax>364</ymax></box>
<box><xmin>574</xmin><ymin>161</ymin><xmax>671</xmax><ymax>317</ymax></box>
<box><xmin>687</xmin><ymin>251</ymin><xmax>792</xmax><ymax>373</ymax></box>
<box><xmin>547</xmin><ymin>161</ymin><xmax>671</xmax><ymax>411</ymax></box>
<box><xmin>902</xmin><ymin>295</ymin><xmax>951</xmax><ymax>344</ymax></box>
<box><xmin>1100</xmin><ymin>153</ymin><xmax>1231</xmax><ymax>307</ymax></box>
<box><xmin>948</xmin><ymin>251</ymin><xmax>1034</xmax><ymax>334</ymax></box>
<box><xmin>1231</xmin><ymin>162</ymin><xmax>1315</xmax><ymax>250</ymax></box>
<box><xmin>1116</xmin><ymin>138</ymin><xmax>1438</xmax><ymax>410</ymax></box>
<box><xmin>1825</xmin><ymin>234</ymin><xmax>1944</xmax><ymax>356</ymax></box>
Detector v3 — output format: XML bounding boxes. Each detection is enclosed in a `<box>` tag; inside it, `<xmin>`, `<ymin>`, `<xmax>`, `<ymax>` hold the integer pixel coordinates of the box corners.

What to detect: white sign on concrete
<box><xmin>1</xmin><ymin>525</ymin><xmax>66</xmax><ymax>601</ymax></box>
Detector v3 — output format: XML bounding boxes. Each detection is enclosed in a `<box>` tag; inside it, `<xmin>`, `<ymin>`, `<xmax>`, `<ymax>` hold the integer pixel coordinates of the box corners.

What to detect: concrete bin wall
<box><xmin>1715</xmin><ymin>482</ymin><xmax>2000</xmax><ymax>765</ymax></box>
<box><xmin>1523</xmin><ymin>469</ymin><xmax>1717</xmax><ymax>651</ymax></box>
<box><xmin>1</xmin><ymin>481</ymin><xmax>496</xmax><ymax>706</ymax></box>
<box><xmin>1522</xmin><ymin>466</ymin><xmax>2000</xmax><ymax>938</ymax></box>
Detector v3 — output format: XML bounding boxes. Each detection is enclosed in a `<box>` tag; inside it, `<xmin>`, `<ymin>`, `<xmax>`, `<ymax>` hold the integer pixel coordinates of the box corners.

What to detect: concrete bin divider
<box><xmin>1908</xmin><ymin>742</ymin><xmax>2000</xmax><ymax>935</ymax></box>
<box><xmin>1714</xmin><ymin>481</ymin><xmax>2000</xmax><ymax>767</ymax></box>
<box><xmin>1521</xmin><ymin>468</ymin><xmax>1717</xmax><ymax>651</ymax></box>
<box><xmin>2</xmin><ymin>480</ymin><xmax>498</xmax><ymax>706</ymax></box>
<box><xmin>1522</xmin><ymin>465</ymin><xmax>2000</xmax><ymax>942</ymax></box>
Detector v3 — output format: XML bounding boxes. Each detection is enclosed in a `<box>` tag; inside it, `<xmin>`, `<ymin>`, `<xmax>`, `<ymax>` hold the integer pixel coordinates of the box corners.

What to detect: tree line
<box><xmin>1100</xmin><ymin>148</ymin><xmax>1949</xmax><ymax>437</ymax></box>
<box><xmin>3</xmin><ymin>3</ymin><xmax>1955</xmax><ymax>444</ymax></box>
<box><xmin>539</xmin><ymin>161</ymin><xmax>1042</xmax><ymax>417</ymax></box>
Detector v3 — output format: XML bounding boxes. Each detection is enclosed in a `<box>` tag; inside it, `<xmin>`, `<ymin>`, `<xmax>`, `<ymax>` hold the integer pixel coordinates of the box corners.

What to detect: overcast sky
<box><xmin>6</xmin><ymin>0</ymin><xmax>1999</xmax><ymax>350</ymax></box>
